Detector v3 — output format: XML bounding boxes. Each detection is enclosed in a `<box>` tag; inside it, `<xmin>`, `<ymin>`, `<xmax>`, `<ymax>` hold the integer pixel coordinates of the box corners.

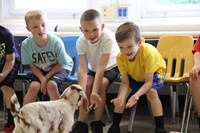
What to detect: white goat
<box><xmin>10</xmin><ymin>84</ymin><xmax>89</xmax><ymax>133</ymax></box>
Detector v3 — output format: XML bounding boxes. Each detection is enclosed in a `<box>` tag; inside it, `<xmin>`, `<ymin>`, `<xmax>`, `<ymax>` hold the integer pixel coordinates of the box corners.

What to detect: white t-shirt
<box><xmin>77</xmin><ymin>28</ymin><xmax>119</xmax><ymax>72</ymax></box>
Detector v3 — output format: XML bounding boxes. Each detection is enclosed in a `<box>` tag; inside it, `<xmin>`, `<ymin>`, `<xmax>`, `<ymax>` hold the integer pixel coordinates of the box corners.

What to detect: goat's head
<box><xmin>61</xmin><ymin>84</ymin><xmax>89</xmax><ymax>112</ymax></box>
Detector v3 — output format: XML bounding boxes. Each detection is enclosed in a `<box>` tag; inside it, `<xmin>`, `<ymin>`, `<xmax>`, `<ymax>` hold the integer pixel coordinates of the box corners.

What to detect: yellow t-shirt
<box><xmin>116</xmin><ymin>43</ymin><xmax>166</xmax><ymax>82</ymax></box>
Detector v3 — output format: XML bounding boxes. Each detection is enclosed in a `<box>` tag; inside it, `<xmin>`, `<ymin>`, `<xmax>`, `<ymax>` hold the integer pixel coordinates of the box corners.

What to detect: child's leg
<box><xmin>146</xmin><ymin>89</ymin><xmax>166</xmax><ymax>133</ymax></box>
<box><xmin>1</xmin><ymin>86</ymin><xmax>15</xmax><ymax>127</ymax></box>
<box><xmin>23</xmin><ymin>81</ymin><xmax>40</xmax><ymax>105</ymax></box>
<box><xmin>79</xmin><ymin>75</ymin><xmax>94</xmax><ymax>122</ymax></box>
<box><xmin>70</xmin><ymin>75</ymin><xmax>94</xmax><ymax>133</ymax></box>
<box><xmin>190</xmin><ymin>77</ymin><xmax>200</xmax><ymax>127</ymax></box>
<box><xmin>47</xmin><ymin>80</ymin><xmax>60</xmax><ymax>100</ymax></box>
<box><xmin>47</xmin><ymin>69</ymin><xmax>70</xmax><ymax>100</ymax></box>
<box><xmin>94</xmin><ymin>77</ymin><xmax>109</xmax><ymax>120</ymax></box>
<box><xmin>190</xmin><ymin>77</ymin><xmax>200</xmax><ymax>114</ymax></box>
<box><xmin>146</xmin><ymin>89</ymin><xmax>163</xmax><ymax>116</ymax></box>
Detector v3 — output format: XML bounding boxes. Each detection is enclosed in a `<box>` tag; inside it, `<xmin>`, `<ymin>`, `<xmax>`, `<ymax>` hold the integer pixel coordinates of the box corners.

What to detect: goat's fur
<box><xmin>10</xmin><ymin>84</ymin><xmax>89</xmax><ymax>133</ymax></box>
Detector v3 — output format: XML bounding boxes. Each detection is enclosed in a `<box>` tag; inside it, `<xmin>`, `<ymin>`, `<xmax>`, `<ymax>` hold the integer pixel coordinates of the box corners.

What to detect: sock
<box><xmin>154</xmin><ymin>116</ymin><xmax>164</xmax><ymax>129</ymax></box>
<box><xmin>112</xmin><ymin>112</ymin><xmax>123</xmax><ymax>127</ymax></box>
<box><xmin>7</xmin><ymin>109</ymin><xmax>14</xmax><ymax>124</ymax></box>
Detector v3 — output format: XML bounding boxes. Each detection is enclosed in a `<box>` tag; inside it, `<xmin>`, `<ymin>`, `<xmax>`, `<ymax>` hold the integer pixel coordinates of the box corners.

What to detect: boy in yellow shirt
<box><xmin>108</xmin><ymin>22</ymin><xmax>167</xmax><ymax>133</ymax></box>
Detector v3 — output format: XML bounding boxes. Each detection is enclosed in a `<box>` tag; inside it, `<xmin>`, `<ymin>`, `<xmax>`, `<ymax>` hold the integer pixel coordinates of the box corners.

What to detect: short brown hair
<box><xmin>24</xmin><ymin>10</ymin><xmax>46</xmax><ymax>26</ymax></box>
<box><xmin>80</xmin><ymin>9</ymin><xmax>101</xmax><ymax>24</ymax></box>
<box><xmin>115</xmin><ymin>22</ymin><xmax>141</xmax><ymax>43</ymax></box>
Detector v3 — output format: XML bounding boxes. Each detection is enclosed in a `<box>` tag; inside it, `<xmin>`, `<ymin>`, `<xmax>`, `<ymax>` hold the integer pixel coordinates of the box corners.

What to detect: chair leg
<box><xmin>170</xmin><ymin>85</ymin><xmax>177</xmax><ymax>124</ymax></box>
<box><xmin>181</xmin><ymin>85</ymin><xmax>190</xmax><ymax>133</ymax></box>
<box><xmin>127</xmin><ymin>103</ymin><xmax>138</xmax><ymax>133</ymax></box>
<box><xmin>176</xmin><ymin>87</ymin><xmax>179</xmax><ymax>113</ymax></box>
<box><xmin>105</xmin><ymin>104</ymin><xmax>112</xmax><ymax>122</ymax></box>
<box><xmin>185</xmin><ymin>97</ymin><xmax>193</xmax><ymax>133</ymax></box>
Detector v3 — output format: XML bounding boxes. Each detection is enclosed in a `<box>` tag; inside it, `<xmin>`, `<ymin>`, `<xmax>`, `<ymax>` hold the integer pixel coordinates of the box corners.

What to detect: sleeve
<box><xmin>21</xmin><ymin>41</ymin><xmax>32</xmax><ymax>65</ymax></box>
<box><xmin>55</xmin><ymin>38</ymin><xmax>72</xmax><ymax>65</ymax></box>
<box><xmin>192</xmin><ymin>35</ymin><xmax>200</xmax><ymax>53</ymax></box>
<box><xmin>5</xmin><ymin>31</ymin><xmax>15</xmax><ymax>54</ymax></box>
<box><xmin>76</xmin><ymin>38</ymin><xmax>86</xmax><ymax>55</ymax></box>
<box><xmin>116</xmin><ymin>53</ymin><xmax>127</xmax><ymax>75</ymax></box>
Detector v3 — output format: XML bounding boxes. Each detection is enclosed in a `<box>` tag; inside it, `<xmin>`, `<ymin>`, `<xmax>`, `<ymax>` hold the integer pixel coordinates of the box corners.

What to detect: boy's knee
<box><xmin>47</xmin><ymin>80</ymin><xmax>57</xmax><ymax>89</ymax></box>
<box><xmin>146</xmin><ymin>89</ymin><xmax>159</xmax><ymax>100</ymax></box>
<box><xmin>28</xmin><ymin>83</ymin><xmax>40</xmax><ymax>93</ymax></box>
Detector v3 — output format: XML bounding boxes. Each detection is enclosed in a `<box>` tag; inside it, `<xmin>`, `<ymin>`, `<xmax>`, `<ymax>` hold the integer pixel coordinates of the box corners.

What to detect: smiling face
<box><xmin>80</xmin><ymin>18</ymin><xmax>104</xmax><ymax>44</ymax></box>
<box><xmin>26</xmin><ymin>15</ymin><xmax>47</xmax><ymax>40</ymax></box>
<box><xmin>118</xmin><ymin>37</ymin><xmax>141</xmax><ymax>61</ymax></box>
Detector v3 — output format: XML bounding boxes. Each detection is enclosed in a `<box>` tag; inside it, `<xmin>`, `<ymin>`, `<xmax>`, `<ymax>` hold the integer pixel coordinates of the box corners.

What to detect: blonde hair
<box><xmin>80</xmin><ymin>9</ymin><xmax>101</xmax><ymax>24</ymax></box>
<box><xmin>24</xmin><ymin>10</ymin><xmax>46</xmax><ymax>26</ymax></box>
<box><xmin>115</xmin><ymin>22</ymin><xmax>141</xmax><ymax>43</ymax></box>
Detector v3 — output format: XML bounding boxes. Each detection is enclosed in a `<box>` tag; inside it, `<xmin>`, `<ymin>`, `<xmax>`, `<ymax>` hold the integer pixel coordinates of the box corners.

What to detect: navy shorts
<box><xmin>129</xmin><ymin>72</ymin><xmax>165</xmax><ymax>94</ymax></box>
<box><xmin>0</xmin><ymin>62</ymin><xmax>20</xmax><ymax>88</ymax></box>
<box><xmin>31</xmin><ymin>68</ymin><xmax>70</xmax><ymax>92</ymax></box>
<box><xmin>88</xmin><ymin>66</ymin><xmax>120</xmax><ymax>84</ymax></box>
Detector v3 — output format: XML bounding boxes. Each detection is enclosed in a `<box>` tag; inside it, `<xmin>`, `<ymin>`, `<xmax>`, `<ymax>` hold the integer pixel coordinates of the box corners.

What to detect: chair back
<box><xmin>156</xmin><ymin>35</ymin><xmax>194</xmax><ymax>79</ymax></box>
<box><xmin>61</xmin><ymin>36</ymin><xmax>79</xmax><ymax>77</ymax></box>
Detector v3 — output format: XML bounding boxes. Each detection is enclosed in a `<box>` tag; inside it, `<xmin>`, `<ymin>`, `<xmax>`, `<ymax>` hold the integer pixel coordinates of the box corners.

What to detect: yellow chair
<box><xmin>156</xmin><ymin>35</ymin><xmax>194</xmax><ymax>124</ymax></box>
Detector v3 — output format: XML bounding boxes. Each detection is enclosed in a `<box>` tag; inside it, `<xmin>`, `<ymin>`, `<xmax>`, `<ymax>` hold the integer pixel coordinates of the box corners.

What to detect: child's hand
<box><xmin>126</xmin><ymin>95</ymin><xmax>139</xmax><ymax>108</ymax></box>
<box><xmin>190</xmin><ymin>64</ymin><xmax>200</xmax><ymax>79</ymax></box>
<box><xmin>89</xmin><ymin>93</ymin><xmax>102</xmax><ymax>110</ymax></box>
<box><xmin>40</xmin><ymin>78</ymin><xmax>47</xmax><ymax>95</ymax></box>
<box><xmin>110</xmin><ymin>97</ymin><xmax>125</xmax><ymax>107</ymax></box>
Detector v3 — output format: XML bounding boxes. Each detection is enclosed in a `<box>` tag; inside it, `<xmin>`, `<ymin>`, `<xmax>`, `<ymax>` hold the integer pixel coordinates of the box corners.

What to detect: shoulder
<box><xmin>102</xmin><ymin>28</ymin><xmax>115</xmax><ymax>40</ymax></box>
<box><xmin>141</xmin><ymin>43</ymin><xmax>157</xmax><ymax>51</ymax></box>
<box><xmin>0</xmin><ymin>26</ymin><xmax>13</xmax><ymax>39</ymax></box>
<box><xmin>77</xmin><ymin>35</ymin><xmax>86</xmax><ymax>43</ymax></box>
<box><xmin>48</xmin><ymin>33</ymin><xmax>63</xmax><ymax>45</ymax></box>
<box><xmin>116</xmin><ymin>52</ymin><xmax>124</xmax><ymax>59</ymax></box>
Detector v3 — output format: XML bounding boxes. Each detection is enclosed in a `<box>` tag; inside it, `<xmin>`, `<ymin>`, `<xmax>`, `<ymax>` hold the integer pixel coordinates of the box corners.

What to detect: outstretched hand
<box><xmin>190</xmin><ymin>64</ymin><xmax>200</xmax><ymax>79</ymax></box>
<box><xmin>89</xmin><ymin>93</ymin><xmax>102</xmax><ymax>110</ymax></box>
<box><xmin>126</xmin><ymin>95</ymin><xmax>139</xmax><ymax>108</ymax></box>
<box><xmin>110</xmin><ymin>97</ymin><xmax>125</xmax><ymax>107</ymax></box>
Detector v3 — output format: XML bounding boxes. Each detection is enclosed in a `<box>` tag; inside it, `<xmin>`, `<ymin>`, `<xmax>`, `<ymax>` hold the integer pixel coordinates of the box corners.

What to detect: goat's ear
<box><xmin>60</xmin><ymin>88</ymin><xmax>69</xmax><ymax>99</ymax></box>
<box><xmin>79</xmin><ymin>91</ymin><xmax>89</xmax><ymax>113</ymax></box>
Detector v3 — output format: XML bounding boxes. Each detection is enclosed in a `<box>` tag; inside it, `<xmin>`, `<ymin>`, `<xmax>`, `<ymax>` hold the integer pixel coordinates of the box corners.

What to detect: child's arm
<box><xmin>77</xmin><ymin>54</ymin><xmax>87</xmax><ymax>91</ymax></box>
<box><xmin>45</xmin><ymin>64</ymin><xmax>63</xmax><ymax>80</ymax></box>
<box><xmin>92</xmin><ymin>54</ymin><xmax>109</xmax><ymax>93</ymax></box>
<box><xmin>89</xmin><ymin>54</ymin><xmax>110</xmax><ymax>109</ymax></box>
<box><xmin>110</xmin><ymin>74</ymin><xmax>131</xmax><ymax>107</ymax></box>
<box><xmin>126</xmin><ymin>73</ymin><xmax>153</xmax><ymax>108</ymax></box>
<box><xmin>0</xmin><ymin>53</ymin><xmax>15</xmax><ymax>82</ymax></box>
<box><xmin>190</xmin><ymin>52</ymin><xmax>200</xmax><ymax>79</ymax></box>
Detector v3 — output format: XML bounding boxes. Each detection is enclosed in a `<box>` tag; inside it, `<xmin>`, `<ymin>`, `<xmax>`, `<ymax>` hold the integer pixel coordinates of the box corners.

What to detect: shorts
<box><xmin>129</xmin><ymin>72</ymin><xmax>165</xmax><ymax>94</ymax></box>
<box><xmin>88</xmin><ymin>66</ymin><xmax>120</xmax><ymax>84</ymax></box>
<box><xmin>31</xmin><ymin>68</ymin><xmax>70</xmax><ymax>92</ymax></box>
<box><xmin>0</xmin><ymin>62</ymin><xmax>20</xmax><ymax>88</ymax></box>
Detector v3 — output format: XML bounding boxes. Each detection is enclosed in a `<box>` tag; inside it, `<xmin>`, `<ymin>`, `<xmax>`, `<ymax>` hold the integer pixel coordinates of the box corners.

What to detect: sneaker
<box><xmin>155</xmin><ymin>128</ymin><xmax>167</xmax><ymax>133</ymax></box>
<box><xmin>70</xmin><ymin>121</ymin><xmax>88</xmax><ymax>133</ymax></box>
<box><xmin>2</xmin><ymin>123</ymin><xmax>15</xmax><ymax>133</ymax></box>
<box><xmin>90</xmin><ymin>121</ymin><xmax>105</xmax><ymax>133</ymax></box>
<box><xmin>107</xmin><ymin>125</ymin><xmax>120</xmax><ymax>133</ymax></box>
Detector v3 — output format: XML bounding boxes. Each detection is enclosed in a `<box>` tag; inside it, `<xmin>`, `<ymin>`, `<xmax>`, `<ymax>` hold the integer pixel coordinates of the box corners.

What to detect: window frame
<box><xmin>140</xmin><ymin>0</ymin><xmax>200</xmax><ymax>18</ymax></box>
<box><xmin>3</xmin><ymin>0</ymin><xmax>91</xmax><ymax>19</ymax></box>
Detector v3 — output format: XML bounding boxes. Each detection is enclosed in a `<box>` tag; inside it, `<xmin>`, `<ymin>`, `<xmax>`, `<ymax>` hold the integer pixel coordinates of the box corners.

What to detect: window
<box><xmin>141</xmin><ymin>0</ymin><xmax>200</xmax><ymax>18</ymax></box>
<box><xmin>3</xmin><ymin>0</ymin><xmax>90</xmax><ymax>19</ymax></box>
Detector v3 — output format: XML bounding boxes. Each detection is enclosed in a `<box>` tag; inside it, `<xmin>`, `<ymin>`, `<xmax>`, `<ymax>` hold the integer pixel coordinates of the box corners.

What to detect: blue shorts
<box><xmin>129</xmin><ymin>73</ymin><xmax>165</xmax><ymax>94</ymax></box>
<box><xmin>30</xmin><ymin>68</ymin><xmax>70</xmax><ymax>92</ymax></box>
